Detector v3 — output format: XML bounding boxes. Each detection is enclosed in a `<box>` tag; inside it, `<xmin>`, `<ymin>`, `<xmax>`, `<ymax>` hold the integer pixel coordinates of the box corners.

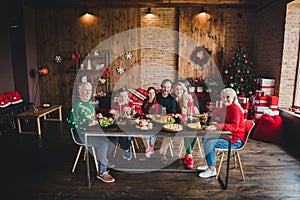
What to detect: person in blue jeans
<box><xmin>68</xmin><ymin>82</ymin><xmax>118</xmax><ymax>183</ymax></box>
<box><xmin>197</xmin><ymin>88</ymin><xmax>246</xmax><ymax>178</ymax></box>
<box><xmin>109</xmin><ymin>88</ymin><xmax>134</xmax><ymax>160</ymax></box>
<box><xmin>141</xmin><ymin>87</ymin><xmax>160</xmax><ymax>159</ymax></box>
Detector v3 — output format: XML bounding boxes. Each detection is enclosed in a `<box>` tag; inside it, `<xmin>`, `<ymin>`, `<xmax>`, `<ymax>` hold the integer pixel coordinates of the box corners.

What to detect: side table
<box><xmin>16</xmin><ymin>105</ymin><xmax>62</xmax><ymax>135</ymax></box>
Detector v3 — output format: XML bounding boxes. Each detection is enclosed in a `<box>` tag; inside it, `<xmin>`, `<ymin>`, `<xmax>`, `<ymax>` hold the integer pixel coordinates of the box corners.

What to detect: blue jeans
<box><xmin>202</xmin><ymin>137</ymin><xmax>243</xmax><ymax>167</ymax></box>
<box><xmin>145</xmin><ymin>136</ymin><xmax>155</xmax><ymax>145</ymax></box>
<box><xmin>118</xmin><ymin>136</ymin><xmax>133</xmax><ymax>151</ymax></box>
<box><xmin>80</xmin><ymin>135</ymin><xmax>118</xmax><ymax>174</ymax></box>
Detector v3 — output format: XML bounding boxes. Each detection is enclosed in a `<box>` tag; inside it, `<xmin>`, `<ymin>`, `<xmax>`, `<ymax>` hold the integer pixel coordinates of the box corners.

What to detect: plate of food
<box><xmin>187</xmin><ymin>122</ymin><xmax>202</xmax><ymax>130</ymax></box>
<box><xmin>163</xmin><ymin>123</ymin><xmax>183</xmax><ymax>133</ymax></box>
<box><xmin>98</xmin><ymin>117</ymin><xmax>115</xmax><ymax>128</ymax></box>
<box><xmin>135</xmin><ymin>118</ymin><xmax>153</xmax><ymax>130</ymax></box>
<box><xmin>152</xmin><ymin>115</ymin><xmax>176</xmax><ymax>124</ymax></box>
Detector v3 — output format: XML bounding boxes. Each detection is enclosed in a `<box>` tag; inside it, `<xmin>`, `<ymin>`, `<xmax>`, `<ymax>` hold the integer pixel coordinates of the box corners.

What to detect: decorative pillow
<box><xmin>252</xmin><ymin>115</ymin><xmax>283</xmax><ymax>144</ymax></box>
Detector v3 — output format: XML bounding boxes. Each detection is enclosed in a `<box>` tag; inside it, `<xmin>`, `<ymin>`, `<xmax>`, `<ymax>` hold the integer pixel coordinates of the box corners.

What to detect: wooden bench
<box><xmin>16</xmin><ymin>104</ymin><xmax>62</xmax><ymax>135</ymax></box>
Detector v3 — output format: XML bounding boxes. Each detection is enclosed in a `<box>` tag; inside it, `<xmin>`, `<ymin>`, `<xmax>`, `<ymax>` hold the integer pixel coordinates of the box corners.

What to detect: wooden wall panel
<box><xmin>35</xmin><ymin>8</ymin><xmax>141</xmax><ymax>113</ymax></box>
<box><xmin>178</xmin><ymin>7</ymin><xmax>224</xmax><ymax>81</ymax></box>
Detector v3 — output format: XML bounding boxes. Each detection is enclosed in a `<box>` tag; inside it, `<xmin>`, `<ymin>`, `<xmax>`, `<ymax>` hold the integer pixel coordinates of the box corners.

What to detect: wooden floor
<box><xmin>1</xmin><ymin>120</ymin><xmax>299</xmax><ymax>200</ymax></box>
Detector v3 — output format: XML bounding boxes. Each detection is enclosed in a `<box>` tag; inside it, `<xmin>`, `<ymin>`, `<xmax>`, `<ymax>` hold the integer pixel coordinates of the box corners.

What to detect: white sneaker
<box><xmin>198</xmin><ymin>168</ymin><xmax>217</xmax><ymax>178</ymax></box>
<box><xmin>196</xmin><ymin>165</ymin><xmax>208</xmax><ymax>171</ymax></box>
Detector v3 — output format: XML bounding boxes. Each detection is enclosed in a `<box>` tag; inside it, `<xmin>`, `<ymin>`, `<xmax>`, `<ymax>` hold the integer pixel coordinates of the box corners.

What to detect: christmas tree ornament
<box><xmin>240</xmin><ymin>78</ymin><xmax>244</xmax><ymax>82</ymax></box>
<box><xmin>237</xmin><ymin>69</ymin><xmax>241</xmax><ymax>73</ymax></box>
<box><xmin>230</xmin><ymin>83</ymin><xmax>234</xmax><ymax>87</ymax></box>
<box><xmin>230</xmin><ymin>76</ymin><xmax>233</xmax><ymax>79</ymax></box>
<box><xmin>244</xmin><ymin>60</ymin><xmax>248</xmax><ymax>64</ymax></box>
<box><xmin>224</xmin><ymin>70</ymin><xmax>228</xmax><ymax>74</ymax></box>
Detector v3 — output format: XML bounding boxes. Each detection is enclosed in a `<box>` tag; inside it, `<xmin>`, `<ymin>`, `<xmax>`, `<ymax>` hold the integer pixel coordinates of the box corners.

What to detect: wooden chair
<box><xmin>70</xmin><ymin>128</ymin><xmax>99</xmax><ymax>173</ymax></box>
<box><xmin>178</xmin><ymin>137</ymin><xmax>203</xmax><ymax>158</ymax></box>
<box><xmin>215</xmin><ymin>120</ymin><xmax>255</xmax><ymax>181</ymax></box>
<box><xmin>113</xmin><ymin>137</ymin><xmax>139</xmax><ymax>158</ymax></box>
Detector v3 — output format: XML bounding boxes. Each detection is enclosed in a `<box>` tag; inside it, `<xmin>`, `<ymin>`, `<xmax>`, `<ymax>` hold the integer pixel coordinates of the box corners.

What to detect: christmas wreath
<box><xmin>191</xmin><ymin>46</ymin><xmax>211</xmax><ymax>67</ymax></box>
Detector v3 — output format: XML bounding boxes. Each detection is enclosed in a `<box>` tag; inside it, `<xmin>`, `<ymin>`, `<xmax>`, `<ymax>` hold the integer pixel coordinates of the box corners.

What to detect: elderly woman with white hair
<box><xmin>197</xmin><ymin>87</ymin><xmax>246</xmax><ymax>178</ymax></box>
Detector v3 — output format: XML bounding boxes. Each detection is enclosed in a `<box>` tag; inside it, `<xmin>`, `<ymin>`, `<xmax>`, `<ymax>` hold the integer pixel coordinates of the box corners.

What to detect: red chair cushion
<box><xmin>252</xmin><ymin>115</ymin><xmax>283</xmax><ymax>144</ymax></box>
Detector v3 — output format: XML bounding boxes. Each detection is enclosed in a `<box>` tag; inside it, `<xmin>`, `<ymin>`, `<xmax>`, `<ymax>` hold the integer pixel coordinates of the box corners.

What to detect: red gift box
<box><xmin>267</xmin><ymin>95</ymin><xmax>278</xmax><ymax>110</ymax></box>
<box><xmin>254</xmin><ymin>96</ymin><xmax>268</xmax><ymax>106</ymax></box>
<box><xmin>255</xmin><ymin>90</ymin><xmax>265</xmax><ymax>97</ymax></box>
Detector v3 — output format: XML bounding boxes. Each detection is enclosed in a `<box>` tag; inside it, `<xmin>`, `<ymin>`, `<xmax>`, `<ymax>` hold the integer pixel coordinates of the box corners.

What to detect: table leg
<box><xmin>85</xmin><ymin>134</ymin><xmax>92</xmax><ymax>188</ymax></box>
<box><xmin>37</xmin><ymin>118</ymin><xmax>41</xmax><ymax>135</ymax></box>
<box><xmin>217</xmin><ymin>137</ymin><xmax>231</xmax><ymax>189</ymax></box>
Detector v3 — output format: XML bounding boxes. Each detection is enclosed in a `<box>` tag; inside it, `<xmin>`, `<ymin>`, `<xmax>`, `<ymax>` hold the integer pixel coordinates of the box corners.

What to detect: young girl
<box><xmin>141</xmin><ymin>87</ymin><xmax>160</xmax><ymax>158</ymax></box>
<box><xmin>171</xmin><ymin>82</ymin><xmax>198</xmax><ymax>169</ymax></box>
<box><xmin>109</xmin><ymin>88</ymin><xmax>135</xmax><ymax>160</ymax></box>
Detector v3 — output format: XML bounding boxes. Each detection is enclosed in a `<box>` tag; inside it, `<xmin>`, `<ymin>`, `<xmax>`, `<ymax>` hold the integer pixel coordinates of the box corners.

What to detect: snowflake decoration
<box><xmin>125</xmin><ymin>52</ymin><xmax>132</xmax><ymax>59</ymax></box>
<box><xmin>116</xmin><ymin>66</ymin><xmax>125</xmax><ymax>74</ymax></box>
<box><xmin>55</xmin><ymin>55</ymin><xmax>62</xmax><ymax>63</ymax></box>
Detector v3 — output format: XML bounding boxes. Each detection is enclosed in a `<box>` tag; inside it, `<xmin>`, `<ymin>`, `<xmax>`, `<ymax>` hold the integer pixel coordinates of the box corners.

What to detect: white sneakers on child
<box><xmin>198</xmin><ymin>167</ymin><xmax>217</xmax><ymax>178</ymax></box>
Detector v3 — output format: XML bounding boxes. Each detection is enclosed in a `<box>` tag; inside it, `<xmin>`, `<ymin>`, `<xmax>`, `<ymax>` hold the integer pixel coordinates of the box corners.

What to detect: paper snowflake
<box><xmin>55</xmin><ymin>55</ymin><xmax>62</xmax><ymax>63</ymax></box>
<box><xmin>125</xmin><ymin>52</ymin><xmax>132</xmax><ymax>59</ymax></box>
<box><xmin>116</xmin><ymin>66</ymin><xmax>125</xmax><ymax>74</ymax></box>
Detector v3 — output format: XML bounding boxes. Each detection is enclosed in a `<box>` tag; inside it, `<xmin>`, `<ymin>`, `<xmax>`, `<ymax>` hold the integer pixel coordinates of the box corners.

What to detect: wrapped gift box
<box><xmin>257</xmin><ymin>78</ymin><xmax>275</xmax><ymax>87</ymax></box>
<box><xmin>238</xmin><ymin>97</ymin><xmax>249</xmax><ymax>104</ymax></box>
<box><xmin>259</xmin><ymin>87</ymin><xmax>275</xmax><ymax>95</ymax></box>
<box><xmin>254</xmin><ymin>106</ymin><xmax>269</xmax><ymax>112</ymax></box>
<box><xmin>267</xmin><ymin>95</ymin><xmax>279</xmax><ymax>110</ymax></box>
<box><xmin>255</xmin><ymin>90</ymin><xmax>265</xmax><ymax>97</ymax></box>
<box><xmin>253</xmin><ymin>96</ymin><xmax>268</xmax><ymax>106</ymax></box>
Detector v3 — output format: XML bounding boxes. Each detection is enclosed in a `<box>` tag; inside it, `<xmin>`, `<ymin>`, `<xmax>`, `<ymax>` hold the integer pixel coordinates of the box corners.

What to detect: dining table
<box><xmin>84</xmin><ymin>122</ymin><xmax>232</xmax><ymax>189</ymax></box>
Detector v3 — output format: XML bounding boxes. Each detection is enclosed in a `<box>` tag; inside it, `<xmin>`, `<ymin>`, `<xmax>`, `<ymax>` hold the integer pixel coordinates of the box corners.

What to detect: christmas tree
<box><xmin>224</xmin><ymin>41</ymin><xmax>258</xmax><ymax>97</ymax></box>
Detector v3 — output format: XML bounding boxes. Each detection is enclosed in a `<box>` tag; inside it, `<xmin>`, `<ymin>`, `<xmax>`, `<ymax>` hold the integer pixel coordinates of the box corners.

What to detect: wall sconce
<box><xmin>199</xmin><ymin>7</ymin><xmax>207</xmax><ymax>16</ymax></box>
<box><xmin>82</xmin><ymin>8</ymin><xmax>94</xmax><ymax>16</ymax></box>
<box><xmin>146</xmin><ymin>7</ymin><xmax>152</xmax><ymax>14</ymax></box>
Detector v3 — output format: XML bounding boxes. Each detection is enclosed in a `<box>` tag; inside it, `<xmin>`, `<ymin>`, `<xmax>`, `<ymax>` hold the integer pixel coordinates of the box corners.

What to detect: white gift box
<box><xmin>254</xmin><ymin>106</ymin><xmax>270</xmax><ymax>112</ymax></box>
<box><xmin>257</xmin><ymin>78</ymin><xmax>275</xmax><ymax>87</ymax></box>
<box><xmin>259</xmin><ymin>87</ymin><xmax>275</xmax><ymax>95</ymax></box>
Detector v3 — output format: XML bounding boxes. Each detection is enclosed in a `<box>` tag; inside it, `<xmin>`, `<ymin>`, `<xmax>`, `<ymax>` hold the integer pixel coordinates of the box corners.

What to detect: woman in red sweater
<box><xmin>197</xmin><ymin>88</ymin><xmax>246</xmax><ymax>178</ymax></box>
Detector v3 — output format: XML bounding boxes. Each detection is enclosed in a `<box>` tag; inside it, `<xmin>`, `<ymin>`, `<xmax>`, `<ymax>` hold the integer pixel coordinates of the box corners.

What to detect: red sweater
<box><xmin>212</xmin><ymin>104</ymin><xmax>246</xmax><ymax>144</ymax></box>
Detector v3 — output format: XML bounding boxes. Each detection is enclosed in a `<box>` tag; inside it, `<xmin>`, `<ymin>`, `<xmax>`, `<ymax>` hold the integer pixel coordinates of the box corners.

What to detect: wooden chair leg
<box><xmin>131</xmin><ymin>140</ymin><xmax>137</xmax><ymax>158</ymax></box>
<box><xmin>72</xmin><ymin>146</ymin><xmax>83</xmax><ymax>173</ymax></box>
<box><xmin>113</xmin><ymin>143</ymin><xmax>120</xmax><ymax>157</ymax></box>
<box><xmin>178</xmin><ymin>139</ymin><xmax>184</xmax><ymax>157</ymax></box>
<box><xmin>197</xmin><ymin>138</ymin><xmax>203</xmax><ymax>158</ymax></box>
<box><xmin>216</xmin><ymin>152</ymin><xmax>225</xmax><ymax>179</ymax></box>
<box><xmin>133</xmin><ymin>137</ymin><xmax>139</xmax><ymax>149</ymax></box>
<box><xmin>236</xmin><ymin>151</ymin><xmax>245</xmax><ymax>181</ymax></box>
<box><xmin>91</xmin><ymin>146</ymin><xmax>99</xmax><ymax>172</ymax></box>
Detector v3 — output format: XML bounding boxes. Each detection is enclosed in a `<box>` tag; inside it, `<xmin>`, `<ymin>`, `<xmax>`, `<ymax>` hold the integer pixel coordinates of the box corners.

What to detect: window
<box><xmin>293</xmin><ymin>44</ymin><xmax>300</xmax><ymax>107</ymax></box>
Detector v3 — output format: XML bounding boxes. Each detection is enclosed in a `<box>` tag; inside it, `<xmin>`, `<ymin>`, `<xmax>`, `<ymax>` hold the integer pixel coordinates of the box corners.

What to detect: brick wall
<box><xmin>253</xmin><ymin>1</ymin><xmax>288</xmax><ymax>98</ymax></box>
<box><xmin>140</xmin><ymin>8</ymin><xmax>177</xmax><ymax>89</ymax></box>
